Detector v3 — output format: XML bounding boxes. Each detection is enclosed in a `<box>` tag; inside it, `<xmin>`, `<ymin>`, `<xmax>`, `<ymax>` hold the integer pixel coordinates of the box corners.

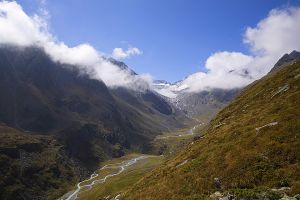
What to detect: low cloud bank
<box><xmin>1</xmin><ymin>1</ymin><xmax>299</xmax><ymax>97</ymax></box>
<box><xmin>0</xmin><ymin>1</ymin><xmax>149</xmax><ymax>90</ymax></box>
<box><xmin>156</xmin><ymin>6</ymin><xmax>300</xmax><ymax>97</ymax></box>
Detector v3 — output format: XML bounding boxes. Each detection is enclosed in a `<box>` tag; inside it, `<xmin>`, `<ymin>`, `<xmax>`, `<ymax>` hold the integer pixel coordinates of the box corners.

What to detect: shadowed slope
<box><xmin>0</xmin><ymin>45</ymin><xmax>187</xmax><ymax>199</ymax></box>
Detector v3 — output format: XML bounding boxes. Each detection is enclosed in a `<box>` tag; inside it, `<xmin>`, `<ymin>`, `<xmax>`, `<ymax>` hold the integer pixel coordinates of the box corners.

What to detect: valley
<box><xmin>0</xmin><ymin>2</ymin><xmax>299</xmax><ymax>199</ymax></box>
<box><xmin>60</xmin><ymin>154</ymin><xmax>164</xmax><ymax>200</ymax></box>
<box><xmin>65</xmin><ymin>53</ymin><xmax>300</xmax><ymax>200</ymax></box>
<box><xmin>151</xmin><ymin>121</ymin><xmax>206</xmax><ymax>156</ymax></box>
<box><xmin>0</xmin><ymin>46</ymin><xmax>189</xmax><ymax>199</ymax></box>
<box><xmin>0</xmin><ymin>47</ymin><xmax>299</xmax><ymax>200</ymax></box>
<box><xmin>59</xmin><ymin>122</ymin><xmax>204</xmax><ymax>200</ymax></box>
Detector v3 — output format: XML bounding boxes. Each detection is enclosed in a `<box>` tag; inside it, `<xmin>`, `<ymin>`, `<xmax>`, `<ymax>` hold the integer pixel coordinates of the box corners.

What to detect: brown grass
<box><xmin>123</xmin><ymin>61</ymin><xmax>300</xmax><ymax>199</ymax></box>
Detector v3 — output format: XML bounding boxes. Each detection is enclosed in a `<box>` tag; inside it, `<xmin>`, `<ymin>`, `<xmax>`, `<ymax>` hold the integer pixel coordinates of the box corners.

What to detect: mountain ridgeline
<box><xmin>123</xmin><ymin>53</ymin><xmax>300</xmax><ymax>199</ymax></box>
<box><xmin>0</xmin><ymin>45</ymin><xmax>188</xmax><ymax>199</ymax></box>
<box><xmin>270</xmin><ymin>50</ymin><xmax>300</xmax><ymax>73</ymax></box>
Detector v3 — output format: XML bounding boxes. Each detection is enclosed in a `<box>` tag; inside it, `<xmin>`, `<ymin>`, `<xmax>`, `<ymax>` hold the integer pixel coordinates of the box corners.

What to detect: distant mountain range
<box><xmin>109</xmin><ymin>55</ymin><xmax>241</xmax><ymax>121</ymax></box>
<box><xmin>152</xmin><ymin>50</ymin><xmax>300</xmax><ymax>120</ymax></box>
<box><xmin>152</xmin><ymin>76</ymin><xmax>241</xmax><ymax>120</ymax></box>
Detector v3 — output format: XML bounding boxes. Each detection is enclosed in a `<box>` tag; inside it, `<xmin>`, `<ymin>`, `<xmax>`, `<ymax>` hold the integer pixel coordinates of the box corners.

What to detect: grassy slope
<box><xmin>123</xmin><ymin>61</ymin><xmax>300</xmax><ymax>199</ymax></box>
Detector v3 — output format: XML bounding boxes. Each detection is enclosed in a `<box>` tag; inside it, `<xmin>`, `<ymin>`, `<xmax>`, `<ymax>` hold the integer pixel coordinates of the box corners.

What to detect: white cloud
<box><xmin>155</xmin><ymin>6</ymin><xmax>300</xmax><ymax>97</ymax></box>
<box><xmin>1</xmin><ymin>1</ymin><xmax>300</xmax><ymax>98</ymax></box>
<box><xmin>0</xmin><ymin>1</ymin><xmax>150</xmax><ymax>90</ymax></box>
<box><xmin>244</xmin><ymin>7</ymin><xmax>300</xmax><ymax>56</ymax></box>
<box><xmin>205</xmin><ymin>52</ymin><xmax>253</xmax><ymax>73</ymax></box>
<box><xmin>0</xmin><ymin>1</ymin><xmax>48</xmax><ymax>46</ymax></box>
<box><xmin>206</xmin><ymin>7</ymin><xmax>300</xmax><ymax>89</ymax></box>
<box><xmin>112</xmin><ymin>47</ymin><xmax>142</xmax><ymax>59</ymax></box>
<box><xmin>183</xmin><ymin>52</ymin><xmax>254</xmax><ymax>92</ymax></box>
<box><xmin>243</xmin><ymin>7</ymin><xmax>300</xmax><ymax>77</ymax></box>
<box><xmin>37</xmin><ymin>0</ymin><xmax>50</xmax><ymax>20</ymax></box>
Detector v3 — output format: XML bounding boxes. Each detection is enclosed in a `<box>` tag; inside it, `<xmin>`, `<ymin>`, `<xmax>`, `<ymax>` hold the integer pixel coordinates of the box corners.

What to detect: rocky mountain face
<box><xmin>152</xmin><ymin>80</ymin><xmax>241</xmax><ymax>120</ymax></box>
<box><xmin>124</xmin><ymin>55</ymin><xmax>300</xmax><ymax>199</ymax></box>
<box><xmin>270</xmin><ymin>50</ymin><xmax>300</xmax><ymax>73</ymax></box>
<box><xmin>171</xmin><ymin>88</ymin><xmax>241</xmax><ymax>120</ymax></box>
<box><xmin>106</xmin><ymin>57</ymin><xmax>137</xmax><ymax>75</ymax></box>
<box><xmin>152</xmin><ymin>79</ymin><xmax>184</xmax><ymax>98</ymax></box>
<box><xmin>152</xmin><ymin>80</ymin><xmax>172</xmax><ymax>89</ymax></box>
<box><xmin>0</xmin><ymin>46</ymin><xmax>187</xmax><ymax>199</ymax></box>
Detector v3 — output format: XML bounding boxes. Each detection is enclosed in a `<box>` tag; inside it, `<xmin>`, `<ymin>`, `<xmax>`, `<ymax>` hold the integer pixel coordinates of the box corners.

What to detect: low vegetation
<box><xmin>0</xmin><ymin>125</ymin><xmax>79</xmax><ymax>199</ymax></box>
<box><xmin>74</xmin><ymin>154</ymin><xmax>164</xmax><ymax>200</ymax></box>
<box><xmin>123</xmin><ymin>60</ymin><xmax>300</xmax><ymax>199</ymax></box>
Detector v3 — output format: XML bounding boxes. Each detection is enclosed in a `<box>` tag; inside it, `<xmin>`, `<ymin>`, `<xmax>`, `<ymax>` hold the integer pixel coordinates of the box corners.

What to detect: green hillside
<box><xmin>123</xmin><ymin>60</ymin><xmax>300</xmax><ymax>199</ymax></box>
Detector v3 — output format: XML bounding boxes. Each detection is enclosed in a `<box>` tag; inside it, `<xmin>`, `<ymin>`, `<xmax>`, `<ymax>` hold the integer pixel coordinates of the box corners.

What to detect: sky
<box><xmin>1</xmin><ymin>1</ymin><xmax>300</xmax><ymax>98</ymax></box>
<box><xmin>16</xmin><ymin>0</ymin><xmax>300</xmax><ymax>82</ymax></box>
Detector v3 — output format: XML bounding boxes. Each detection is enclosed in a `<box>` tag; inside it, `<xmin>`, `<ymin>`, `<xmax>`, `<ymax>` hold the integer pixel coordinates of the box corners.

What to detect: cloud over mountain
<box><xmin>195</xmin><ymin>7</ymin><xmax>300</xmax><ymax>90</ymax></box>
<box><xmin>155</xmin><ymin>6</ymin><xmax>300</xmax><ymax>97</ymax></box>
<box><xmin>1</xmin><ymin>1</ymin><xmax>299</xmax><ymax>97</ymax></box>
<box><xmin>0</xmin><ymin>1</ymin><xmax>150</xmax><ymax>90</ymax></box>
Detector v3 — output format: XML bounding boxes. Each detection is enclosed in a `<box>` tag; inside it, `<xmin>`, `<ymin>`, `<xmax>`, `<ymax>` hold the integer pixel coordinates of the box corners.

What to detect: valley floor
<box><xmin>59</xmin><ymin>154</ymin><xmax>164</xmax><ymax>200</ymax></box>
<box><xmin>59</xmin><ymin>123</ymin><xmax>204</xmax><ymax>200</ymax></box>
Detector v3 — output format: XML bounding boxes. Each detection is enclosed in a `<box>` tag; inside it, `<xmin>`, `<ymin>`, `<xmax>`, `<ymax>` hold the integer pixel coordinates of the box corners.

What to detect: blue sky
<box><xmin>18</xmin><ymin>0</ymin><xmax>300</xmax><ymax>82</ymax></box>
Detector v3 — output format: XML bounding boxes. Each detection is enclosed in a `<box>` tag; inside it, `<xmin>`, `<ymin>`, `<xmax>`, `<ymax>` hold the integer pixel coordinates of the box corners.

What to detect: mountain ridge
<box><xmin>270</xmin><ymin>50</ymin><xmax>300</xmax><ymax>73</ymax></box>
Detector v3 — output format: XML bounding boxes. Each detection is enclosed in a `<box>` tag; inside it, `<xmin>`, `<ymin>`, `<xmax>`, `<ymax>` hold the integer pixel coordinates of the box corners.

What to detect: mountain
<box><xmin>270</xmin><ymin>50</ymin><xmax>300</xmax><ymax>73</ymax></box>
<box><xmin>171</xmin><ymin>88</ymin><xmax>241</xmax><ymax>119</ymax></box>
<box><xmin>152</xmin><ymin>79</ymin><xmax>241</xmax><ymax>120</ymax></box>
<box><xmin>152</xmin><ymin>79</ymin><xmax>185</xmax><ymax>98</ymax></box>
<box><xmin>124</xmin><ymin>55</ymin><xmax>300</xmax><ymax>199</ymax></box>
<box><xmin>0</xmin><ymin>45</ymin><xmax>187</xmax><ymax>199</ymax></box>
<box><xmin>152</xmin><ymin>80</ymin><xmax>172</xmax><ymax>88</ymax></box>
<box><xmin>153</xmin><ymin>80</ymin><xmax>171</xmax><ymax>85</ymax></box>
<box><xmin>107</xmin><ymin>58</ymin><xmax>137</xmax><ymax>75</ymax></box>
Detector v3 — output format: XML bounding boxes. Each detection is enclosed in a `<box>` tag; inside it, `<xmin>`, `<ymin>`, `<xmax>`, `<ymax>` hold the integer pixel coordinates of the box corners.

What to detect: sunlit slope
<box><xmin>124</xmin><ymin>60</ymin><xmax>300</xmax><ymax>199</ymax></box>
